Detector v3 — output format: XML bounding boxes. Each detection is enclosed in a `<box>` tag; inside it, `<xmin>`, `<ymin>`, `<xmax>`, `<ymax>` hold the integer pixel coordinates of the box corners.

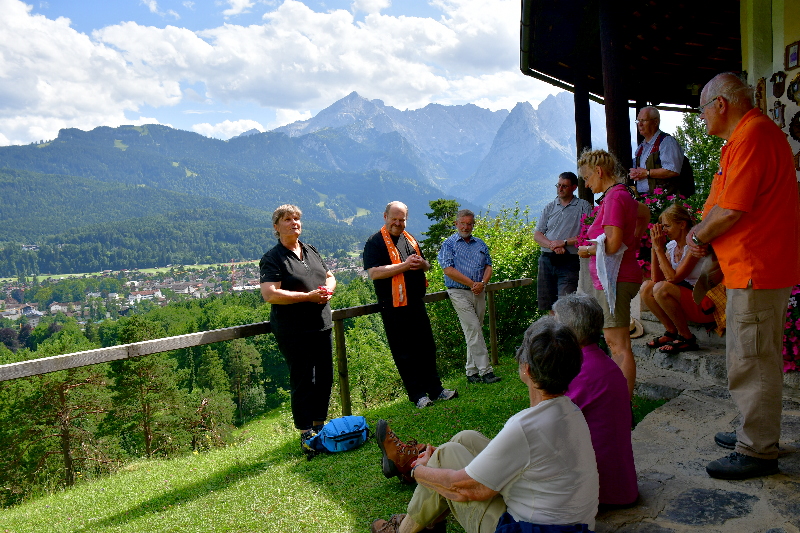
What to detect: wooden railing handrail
<box><xmin>0</xmin><ymin>278</ymin><xmax>533</xmax><ymax>414</ymax></box>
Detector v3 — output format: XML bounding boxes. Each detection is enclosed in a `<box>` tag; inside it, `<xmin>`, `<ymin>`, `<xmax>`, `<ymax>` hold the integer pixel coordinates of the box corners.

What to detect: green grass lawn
<box><xmin>0</xmin><ymin>365</ymin><xmax>663</xmax><ymax>533</ymax></box>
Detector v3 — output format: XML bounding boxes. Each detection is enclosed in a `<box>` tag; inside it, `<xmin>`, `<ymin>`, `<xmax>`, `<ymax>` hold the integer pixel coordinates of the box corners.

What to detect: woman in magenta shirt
<box><xmin>577</xmin><ymin>149</ymin><xmax>649</xmax><ymax>398</ymax></box>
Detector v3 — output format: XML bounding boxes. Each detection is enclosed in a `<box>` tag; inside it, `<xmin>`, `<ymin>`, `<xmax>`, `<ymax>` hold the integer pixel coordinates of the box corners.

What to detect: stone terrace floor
<box><xmin>595</xmin><ymin>315</ymin><xmax>800</xmax><ymax>532</ymax></box>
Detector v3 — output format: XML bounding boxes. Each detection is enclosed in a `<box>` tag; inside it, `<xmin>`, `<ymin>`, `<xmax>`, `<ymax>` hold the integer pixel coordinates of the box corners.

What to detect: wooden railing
<box><xmin>0</xmin><ymin>278</ymin><xmax>533</xmax><ymax>415</ymax></box>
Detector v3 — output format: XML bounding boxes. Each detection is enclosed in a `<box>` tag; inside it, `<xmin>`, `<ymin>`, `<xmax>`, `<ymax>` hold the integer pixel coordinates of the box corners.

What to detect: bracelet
<box><xmin>410</xmin><ymin>465</ymin><xmax>419</xmax><ymax>478</ymax></box>
<box><xmin>646</xmin><ymin>169</ymin><xmax>651</xmax><ymax>178</ymax></box>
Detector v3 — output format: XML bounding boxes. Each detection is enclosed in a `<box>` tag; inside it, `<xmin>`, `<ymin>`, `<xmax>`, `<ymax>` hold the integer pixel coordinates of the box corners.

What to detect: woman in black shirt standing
<box><xmin>259</xmin><ymin>204</ymin><xmax>336</xmax><ymax>454</ymax></box>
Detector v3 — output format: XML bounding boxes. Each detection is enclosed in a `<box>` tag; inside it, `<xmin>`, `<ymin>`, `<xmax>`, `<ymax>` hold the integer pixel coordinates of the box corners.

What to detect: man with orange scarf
<box><xmin>364</xmin><ymin>201</ymin><xmax>458</xmax><ymax>409</ymax></box>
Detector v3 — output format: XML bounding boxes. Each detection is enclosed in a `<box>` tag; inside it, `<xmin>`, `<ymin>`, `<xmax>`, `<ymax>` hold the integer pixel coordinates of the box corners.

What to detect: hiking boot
<box><xmin>467</xmin><ymin>374</ymin><xmax>483</xmax><ymax>384</ymax></box>
<box><xmin>370</xmin><ymin>514</ymin><xmax>405</xmax><ymax>533</ymax></box>
<box><xmin>714</xmin><ymin>431</ymin><xmax>736</xmax><ymax>450</ymax></box>
<box><xmin>482</xmin><ymin>372</ymin><xmax>501</xmax><ymax>384</ymax></box>
<box><xmin>706</xmin><ymin>452</ymin><xmax>779</xmax><ymax>480</ymax></box>
<box><xmin>376</xmin><ymin>419</ymin><xmax>426</xmax><ymax>482</ymax></box>
<box><xmin>436</xmin><ymin>389</ymin><xmax>458</xmax><ymax>401</ymax></box>
<box><xmin>416</xmin><ymin>396</ymin><xmax>434</xmax><ymax>409</ymax></box>
<box><xmin>370</xmin><ymin>514</ymin><xmax>445</xmax><ymax>532</ymax></box>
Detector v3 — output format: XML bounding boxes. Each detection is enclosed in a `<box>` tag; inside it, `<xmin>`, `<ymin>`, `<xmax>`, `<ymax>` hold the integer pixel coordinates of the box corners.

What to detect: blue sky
<box><xmin>0</xmin><ymin>0</ymin><xmax>680</xmax><ymax>145</ymax></box>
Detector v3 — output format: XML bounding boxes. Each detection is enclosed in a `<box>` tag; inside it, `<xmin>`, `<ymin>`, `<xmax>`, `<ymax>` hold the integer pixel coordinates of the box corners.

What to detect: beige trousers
<box><xmin>406</xmin><ymin>430</ymin><xmax>506</xmax><ymax>533</ymax></box>
<box><xmin>726</xmin><ymin>284</ymin><xmax>792</xmax><ymax>459</ymax></box>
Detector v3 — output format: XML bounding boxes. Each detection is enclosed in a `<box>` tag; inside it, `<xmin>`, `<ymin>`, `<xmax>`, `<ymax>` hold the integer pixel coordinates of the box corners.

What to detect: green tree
<box><xmin>427</xmin><ymin>204</ymin><xmax>542</xmax><ymax>370</ymax></box>
<box><xmin>674</xmin><ymin>112</ymin><xmax>725</xmax><ymax>212</ymax></box>
<box><xmin>105</xmin><ymin>316</ymin><xmax>189</xmax><ymax>458</ymax></box>
<box><xmin>421</xmin><ymin>199</ymin><xmax>460</xmax><ymax>259</ymax></box>
<box><xmin>225</xmin><ymin>338</ymin><xmax>262</xmax><ymax>422</ymax></box>
<box><xmin>0</xmin><ymin>332</ymin><xmax>111</xmax><ymax>504</ymax></box>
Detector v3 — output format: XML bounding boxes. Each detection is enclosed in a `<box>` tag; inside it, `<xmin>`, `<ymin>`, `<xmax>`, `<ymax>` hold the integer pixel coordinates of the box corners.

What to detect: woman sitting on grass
<box><xmin>371</xmin><ymin>317</ymin><xmax>598</xmax><ymax>533</ymax></box>
<box><xmin>640</xmin><ymin>203</ymin><xmax>708</xmax><ymax>354</ymax></box>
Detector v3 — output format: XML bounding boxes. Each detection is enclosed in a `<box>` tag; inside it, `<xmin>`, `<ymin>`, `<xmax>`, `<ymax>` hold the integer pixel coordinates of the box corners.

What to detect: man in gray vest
<box><xmin>534</xmin><ymin>172</ymin><xmax>591</xmax><ymax>313</ymax></box>
<box><xmin>628</xmin><ymin>106</ymin><xmax>685</xmax><ymax>196</ymax></box>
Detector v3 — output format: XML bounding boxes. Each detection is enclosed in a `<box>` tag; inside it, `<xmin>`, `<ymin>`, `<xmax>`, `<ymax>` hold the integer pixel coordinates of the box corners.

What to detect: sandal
<box><xmin>647</xmin><ymin>330</ymin><xmax>678</xmax><ymax>349</ymax></box>
<box><xmin>659</xmin><ymin>334</ymin><xmax>699</xmax><ymax>355</ymax></box>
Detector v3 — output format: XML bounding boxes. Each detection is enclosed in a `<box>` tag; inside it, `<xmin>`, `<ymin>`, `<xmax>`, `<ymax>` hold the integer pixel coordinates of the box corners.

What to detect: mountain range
<box><xmin>0</xmin><ymin>91</ymin><xmax>607</xmax><ymax>276</ymax></box>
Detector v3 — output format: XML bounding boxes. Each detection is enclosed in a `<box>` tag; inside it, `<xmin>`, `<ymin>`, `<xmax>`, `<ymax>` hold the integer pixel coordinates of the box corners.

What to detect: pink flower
<box><xmin>653</xmin><ymin>188</ymin><xmax>664</xmax><ymax>195</ymax></box>
<box><xmin>667</xmin><ymin>195</ymin><xmax>676</xmax><ymax>201</ymax></box>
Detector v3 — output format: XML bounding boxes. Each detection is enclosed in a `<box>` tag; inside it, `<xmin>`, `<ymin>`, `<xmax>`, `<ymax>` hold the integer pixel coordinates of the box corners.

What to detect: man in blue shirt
<box><xmin>438</xmin><ymin>209</ymin><xmax>500</xmax><ymax>384</ymax></box>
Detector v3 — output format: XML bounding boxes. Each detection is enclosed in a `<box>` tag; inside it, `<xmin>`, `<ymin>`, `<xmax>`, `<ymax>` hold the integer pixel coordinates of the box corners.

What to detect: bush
<box><xmin>427</xmin><ymin>204</ymin><xmax>543</xmax><ymax>374</ymax></box>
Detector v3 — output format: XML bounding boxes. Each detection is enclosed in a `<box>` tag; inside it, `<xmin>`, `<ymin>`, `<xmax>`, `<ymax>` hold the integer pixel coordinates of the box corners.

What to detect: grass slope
<box><xmin>0</xmin><ymin>365</ymin><xmax>662</xmax><ymax>533</ymax></box>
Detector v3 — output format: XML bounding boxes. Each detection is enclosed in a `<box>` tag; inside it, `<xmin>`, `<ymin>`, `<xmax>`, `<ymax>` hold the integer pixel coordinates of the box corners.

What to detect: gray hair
<box><xmin>272</xmin><ymin>204</ymin><xmax>302</xmax><ymax>238</ymax></box>
<box><xmin>703</xmin><ymin>72</ymin><xmax>755</xmax><ymax>110</ymax></box>
<box><xmin>384</xmin><ymin>201</ymin><xmax>408</xmax><ymax>216</ymax></box>
<box><xmin>552</xmin><ymin>293</ymin><xmax>604</xmax><ymax>347</ymax></box>
<box><xmin>640</xmin><ymin>105</ymin><xmax>661</xmax><ymax>125</ymax></box>
<box><xmin>456</xmin><ymin>209</ymin><xmax>475</xmax><ymax>219</ymax></box>
<box><xmin>515</xmin><ymin>317</ymin><xmax>582</xmax><ymax>395</ymax></box>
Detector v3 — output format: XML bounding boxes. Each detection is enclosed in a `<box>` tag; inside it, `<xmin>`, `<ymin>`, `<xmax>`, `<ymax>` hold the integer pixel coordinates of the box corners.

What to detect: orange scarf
<box><xmin>380</xmin><ymin>226</ymin><xmax>423</xmax><ymax>307</ymax></box>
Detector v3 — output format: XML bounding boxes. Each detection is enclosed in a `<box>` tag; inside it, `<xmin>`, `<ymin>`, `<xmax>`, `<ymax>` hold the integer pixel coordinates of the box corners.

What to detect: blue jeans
<box><xmin>537</xmin><ymin>253</ymin><xmax>580</xmax><ymax>311</ymax></box>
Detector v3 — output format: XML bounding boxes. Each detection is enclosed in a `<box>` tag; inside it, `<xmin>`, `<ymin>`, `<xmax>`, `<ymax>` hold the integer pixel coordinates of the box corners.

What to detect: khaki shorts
<box><xmin>593</xmin><ymin>282</ymin><xmax>639</xmax><ymax>329</ymax></box>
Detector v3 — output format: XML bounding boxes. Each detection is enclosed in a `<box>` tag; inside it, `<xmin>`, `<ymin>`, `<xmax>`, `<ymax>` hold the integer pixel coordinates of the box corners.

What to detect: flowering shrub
<box><xmin>784</xmin><ymin>285</ymin><xmax>800</xmax><ymax>372</ymax></box>
<box><xmin>576</xmin><ymin>205</ymin><xmax>601</xmax><ymax>247</ymax></box>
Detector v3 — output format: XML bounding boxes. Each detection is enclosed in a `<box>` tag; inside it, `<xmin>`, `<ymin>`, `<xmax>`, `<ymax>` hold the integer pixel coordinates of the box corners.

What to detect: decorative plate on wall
<box><xmin>788</xmin><ymin>72</ymin><xmax>800</xmax><ymax>106</ymax></box>
<box><xmin>790</xmin><ymin>110</ymin><xmax>800</xmax><ymax>143</ymax></box>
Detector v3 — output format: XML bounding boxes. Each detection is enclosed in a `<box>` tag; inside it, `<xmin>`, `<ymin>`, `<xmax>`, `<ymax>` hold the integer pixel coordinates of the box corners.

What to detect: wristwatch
<box><xmin>691</xmin><ymin>233</ymin><xmax>706</xmax><ymax>247</ymax></box>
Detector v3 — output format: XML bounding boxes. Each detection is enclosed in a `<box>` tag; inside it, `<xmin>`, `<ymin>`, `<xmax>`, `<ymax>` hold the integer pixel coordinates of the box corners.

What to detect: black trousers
<box><xmin>380</xmin><ymin>302</ymin><xmax>444</xmax><ymax>404</ymax></box>
<box><xmin>273</xmin><ymin>329</ymin><xmax>333</xmax><ymax>431</ymax></box>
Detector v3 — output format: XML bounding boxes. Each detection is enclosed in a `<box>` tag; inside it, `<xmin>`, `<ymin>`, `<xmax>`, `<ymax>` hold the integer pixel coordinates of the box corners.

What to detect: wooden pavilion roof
<box><xmin>520</xmin><ymin>0</ymin><xmax>742</xmax><ymax>110</ymax></box>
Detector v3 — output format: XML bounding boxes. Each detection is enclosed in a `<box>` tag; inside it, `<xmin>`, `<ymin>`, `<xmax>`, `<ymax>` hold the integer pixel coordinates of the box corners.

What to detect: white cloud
<box><xmin>142</xmin><ymin>0</ymin><xmax>159</xmax><ymax>14</ymax></box>
<box><xmin>222</xmin><ymin>0</ymin><xmax>255</xmax><ymax>17</ymax></box>
<box><xmin>141</xmin><ymin>0</ymin><xmax>180</xmax><ymax>18</ymax></box>
<box><xmin>192</xmin><ymin>119</ymin><xmax>264</xmax><ymax>139</ymax></box>
<box><xmin>0</xmin><ymin>0</ymin><xmax>555</xmax><ymax>144</ymax></box>
<box><xmin>351</xmin><ymin>0</ymin><xmax>390</xmax><ymax>14</ymax></box>
<box><xmin>270</xmin><ymin>108</ymin><xmax>312</xmax><ymax>129</ymax></box>
<box><xmin>0</xmin><ymin>0</ymin><xmax>181</xmax><ymax>144</ymax></box>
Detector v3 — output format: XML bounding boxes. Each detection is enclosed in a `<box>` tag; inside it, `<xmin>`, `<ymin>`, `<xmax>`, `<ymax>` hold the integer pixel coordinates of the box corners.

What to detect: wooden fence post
<box><xmin>333</xmin><ymin>318</ymin><xmax>351</xmax><ymax>416</ymax></box>
<box><xmin>488</xmin><ymin>290</ymin><xmax>498</xmax><ymax>366</ymax></box>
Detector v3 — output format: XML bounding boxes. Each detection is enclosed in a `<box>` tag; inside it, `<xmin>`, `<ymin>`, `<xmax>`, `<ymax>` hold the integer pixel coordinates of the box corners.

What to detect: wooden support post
<box><xmin>488</xmin><ymin>290</ymin><xmax>498</xmax><ymax>366</ymax></box>
<box><xmin>599</xmin><ymin>0</ymin><xmax>633</xmax><ymax>170</ymax></box>
<box><xmin>333</xmin><ymin>318</ymin><xmax>351</xmax><ymax>417</ymax></box>
<box><xmin>574</xmin><ymin>60</ymin><xmax>594</xmax><ymax>205</ymax></box>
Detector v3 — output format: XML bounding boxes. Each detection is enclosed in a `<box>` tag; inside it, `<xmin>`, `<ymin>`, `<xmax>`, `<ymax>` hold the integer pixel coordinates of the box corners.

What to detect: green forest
<box><xmin>0</xmin><ymin>206</ymin><xmax>542</xmax><ymax>507</ymax></box>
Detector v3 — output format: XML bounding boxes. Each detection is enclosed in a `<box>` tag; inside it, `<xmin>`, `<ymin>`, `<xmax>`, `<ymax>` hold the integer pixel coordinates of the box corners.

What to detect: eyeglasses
<box><xmin>634</xmin><ymin>118</ymin><xmax>654</xmax><ymax>124</ymax></box>
<box><xmin>695</xmin><ymin>95</ymin><xmax>720</xmax><ymax>114</ymax></box>
<box><xmin>555</xmin><ymin>184</ymin><xmax>571</xmax><ymax>189</ymax></box>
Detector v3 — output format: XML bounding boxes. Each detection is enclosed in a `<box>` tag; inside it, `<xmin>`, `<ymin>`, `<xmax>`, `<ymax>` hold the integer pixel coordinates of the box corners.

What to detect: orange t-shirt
<box><xmin>702</xmin><ymin>109</ymin><xmax>800</xmax><ymax>289</ymax></box>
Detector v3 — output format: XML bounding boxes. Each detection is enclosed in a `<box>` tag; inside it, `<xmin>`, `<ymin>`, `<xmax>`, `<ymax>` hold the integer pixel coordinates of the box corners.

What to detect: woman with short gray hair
<box><xmin>553</xmin><ymin>293</ymin><xmax>638</xmax><ymax>508</ymax></box>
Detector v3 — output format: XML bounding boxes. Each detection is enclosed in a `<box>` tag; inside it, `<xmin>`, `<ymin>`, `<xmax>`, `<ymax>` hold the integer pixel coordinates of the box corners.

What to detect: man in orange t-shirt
<box><xmin>687</xmin><ymin>73</ymin><xmax>800</xmax><ymax>480</ymax></box>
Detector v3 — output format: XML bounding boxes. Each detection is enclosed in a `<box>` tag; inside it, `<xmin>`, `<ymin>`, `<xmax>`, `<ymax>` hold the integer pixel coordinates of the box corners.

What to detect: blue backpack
<box><xmin>303</xmin><ymin>416</ymin><xmax>370</xmax><ymax>458</ymax></box>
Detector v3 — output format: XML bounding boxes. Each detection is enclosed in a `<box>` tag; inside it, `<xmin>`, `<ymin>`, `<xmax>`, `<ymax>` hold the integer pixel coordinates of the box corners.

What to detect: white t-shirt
<box><xmin>464</xmin><ymin>395</ymin><xmax>599</xmax><ymax>529</ymax></box>
<box><xmin>666</xmin><ymin>240</ymin><xmax>704</xmax><ymax>287</ymax></box>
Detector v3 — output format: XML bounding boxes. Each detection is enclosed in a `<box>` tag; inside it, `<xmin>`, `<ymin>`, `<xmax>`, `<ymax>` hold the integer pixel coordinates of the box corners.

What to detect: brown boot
<box><xmin>370</xmin><ymin>514</ymin><xmax>405</xmax><ymax>533</ymax></box>
<box><xmin>377</xmin><ymin>419</ymin><xmax>426</xmax><ymax>482</ymax></box>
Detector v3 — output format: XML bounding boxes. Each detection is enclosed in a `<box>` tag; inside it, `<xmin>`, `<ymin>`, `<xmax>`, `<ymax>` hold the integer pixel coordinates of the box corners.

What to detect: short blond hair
<box><xmin>272</xmin><ymin>204</ymin><xmax>302</xmax><ymax>238</ymax></box>
<box><xmin>577</xmin><ymin>149</ymin><xmax>624</xmax><ymax>183</ymax></box>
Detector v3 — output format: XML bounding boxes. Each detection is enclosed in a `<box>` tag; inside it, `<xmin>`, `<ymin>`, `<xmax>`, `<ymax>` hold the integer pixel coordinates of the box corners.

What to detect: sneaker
<box><xmin>467</xmin><ymin>374</ymin><xmax>483</xmax><ymax>384</ymax></box>
<box><xmin>482</xmin><ymin>372</ymin><xmax>501</xmax><ymax>384</ymax></box>
<box><xmin>714</xmin><ymin>431</ymin><xmax>736</xmax><ymax>450</ymax></box>
<box><xmin>300</xmin><ymin>429</ymin><xmax>317</xmax><ymax>458</ymax></box>
<box><xmin>436</xmin><ymin>389</ymin><xmax>458</xmax><ymax>401</ymax></box>
<box><xmin>706</xmin><ymin>452</ymin><xmax>779</xmax><ymax>480</ymax></box>
<box><xmin>376</xmin><ymin>419</ymin><xmax>426</xmax><ymax>482</ymax></box>
<box><xmin>416</xmin><ymin>396</ymin><xmax>434</xmax><ymax>409</ymax></box>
